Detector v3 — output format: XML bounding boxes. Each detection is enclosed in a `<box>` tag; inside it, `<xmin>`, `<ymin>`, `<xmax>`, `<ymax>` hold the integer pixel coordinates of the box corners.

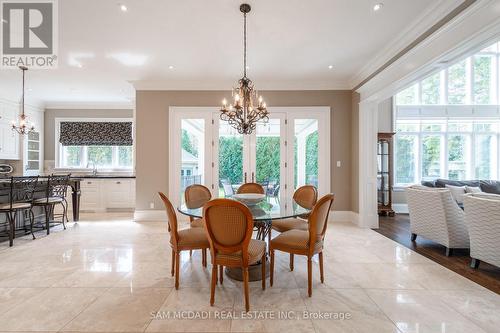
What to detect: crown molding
<box><xmin>356</xmin><ymin>0</ymin><xmax>500</xmax><ymax>103</ymax></box>
<box><xmin>348</xmin><ymin>0</ymin><xmax>467</xmax><ymax>89</ymax></box>
<box><xmin>44</xmin><ymin>101</ymin><xmax>135</xmax><ymax>110</ymax></box>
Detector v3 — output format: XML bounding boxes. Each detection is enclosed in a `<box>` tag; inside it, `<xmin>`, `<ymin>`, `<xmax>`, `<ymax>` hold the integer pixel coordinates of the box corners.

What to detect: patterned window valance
<box><xmin>59</xmin><ymin>122</ymin><xmax>133</xmax><ymax>146</ymax></box>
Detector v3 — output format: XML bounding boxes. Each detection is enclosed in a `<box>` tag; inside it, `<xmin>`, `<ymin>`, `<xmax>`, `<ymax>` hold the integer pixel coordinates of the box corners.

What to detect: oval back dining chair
<box><xmin>270</xmin><ymin>185</ymin><xmax>318</xmax><ymax>268</ymax></box>
<box><xmin>203</xmin><ymin>198</ymin><xmax>266</xmax><ymax>312</ymax></box>
<box><xmin>270</xmin><ymin>193</ymin><xmax>334</xmax><ymax>297</ymax></box>
<box><xmin>184</xmin><ymin>184</ymin><xmax>212</xmax><ymax>228</ymax></box>
<box><xmin>158</xmin><ymin>192</ymin><xmax>209</xmax><ymax>289</ymax></box>
<box><xmin>236</xmin><ymin>182</ymin><xmax>264</xmax><ymax>194</ymax></box>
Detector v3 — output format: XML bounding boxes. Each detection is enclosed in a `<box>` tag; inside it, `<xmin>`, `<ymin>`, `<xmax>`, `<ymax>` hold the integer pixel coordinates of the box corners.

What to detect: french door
<box><xmin>169</xmin><ymin>107</ymin><xmax>330</xmax><ymax>208</ymax></box>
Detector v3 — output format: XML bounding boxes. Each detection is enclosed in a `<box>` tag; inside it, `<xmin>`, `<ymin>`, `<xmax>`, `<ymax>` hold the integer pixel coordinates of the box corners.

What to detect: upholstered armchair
<box><xmin>464</xmin><ymin>193</ymin><xmax>500</xmax><ymax>269</ymax></box>
<box><xmin>405</xmin><ymin>185</ymin><xmax>469</xmax><ymax>256</ymax></box>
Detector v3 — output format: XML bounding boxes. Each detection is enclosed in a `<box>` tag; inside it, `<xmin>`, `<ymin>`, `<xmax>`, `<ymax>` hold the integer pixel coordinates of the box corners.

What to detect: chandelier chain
<box><xmin>243</xmin><ymin>12</ymin><xmax>247</xmax><ymax>78</ymax></box>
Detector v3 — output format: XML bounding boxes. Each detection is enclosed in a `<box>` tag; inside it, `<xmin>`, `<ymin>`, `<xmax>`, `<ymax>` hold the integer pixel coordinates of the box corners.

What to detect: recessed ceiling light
<box><xmin>328</xmin><ymin>65</ymin><xmax>333</xmax><ymax>69</ymax></box>
<box><xmin>373</xmin><ymin>3</ymin><xmax>383</xmax><ymax>11</ymax></box>
<box><xmin>168</xmin><ymin>65</ymin><xmax>174</xmax><ymax>70</ymax></box>
<box><xmin>119</xmin><ymin>4</ymin><xmax>128</xmax><ymax>12</ymax></box>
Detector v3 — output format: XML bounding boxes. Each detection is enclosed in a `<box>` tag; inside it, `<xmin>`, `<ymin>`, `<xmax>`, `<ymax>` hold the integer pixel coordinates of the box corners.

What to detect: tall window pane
<box><xmin>421</xmin><ymin>72</ymin><xmax>440</xmax><ymax>105</ymax></box>
<box><xmin>473</xmin><ymin>55</ymin><xmax>494</xmax><ymax>104</ymax></box>
<box><xmin>395</xmin><ymin>135</ymin><xmax>417</xmax><ymax>184</ymax></box>
<box><xmin>448</xmin><ymin>135</ymin><xmax>470</xmax><ymax>180</ymax></box>
<box><xmin>422</xmin><ymin>135</ymin><xmax>441</xmax><ymax>179</ymax></box>
<box><xmin>396</xmin><ymin>84</ymin><xmax>418</xmax><ymax>105</ymax></box>
<box><xmin>447</xmin><ymin>60</ymin><xmax>467</xmax><ymax>104</ymax></box>
<box><xmin>475</xmin><ymin>135</ymin><xmax>497</xmax><ymax>179</ymax></box>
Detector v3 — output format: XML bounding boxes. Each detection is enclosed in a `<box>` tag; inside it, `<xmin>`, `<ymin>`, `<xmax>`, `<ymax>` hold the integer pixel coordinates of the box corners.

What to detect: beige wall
<box><xmin>135</xmin><ymin>90</ymin><xmax>353</xmax><ymax>211</ymax></box>
<box><xmin>44</xmin><ymin>108</ymin><xmax>133</xmax><ymax>160</ymax></box>
<box><xmin>378</xmin><ymin>97</ymin><xmax>393</xmax><ymax>133</ymax></box>
<box><xmin>350</xmin><ymin>92</ymin><xmax>360</xmax><ymax>213</ymax></box>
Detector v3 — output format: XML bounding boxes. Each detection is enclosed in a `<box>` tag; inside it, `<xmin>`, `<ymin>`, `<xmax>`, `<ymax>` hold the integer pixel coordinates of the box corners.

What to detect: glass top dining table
<box><xmin>177</xmin><ymin>196</ymin><xmax>311</xmax><ymax>221</ymax></box>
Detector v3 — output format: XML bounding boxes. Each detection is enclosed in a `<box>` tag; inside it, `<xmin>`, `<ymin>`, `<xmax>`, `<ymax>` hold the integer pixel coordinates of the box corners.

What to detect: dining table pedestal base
<box><xmin>225</xmin><ymin>259</ymin><xmax>270</xmax><ymax>282</ymax></box>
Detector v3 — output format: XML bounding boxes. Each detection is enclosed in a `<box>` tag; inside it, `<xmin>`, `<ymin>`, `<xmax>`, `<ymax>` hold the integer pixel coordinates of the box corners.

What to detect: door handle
<box><xmin>244</xmin><ymin>172</ymin><xmax>247</xmax><ymax>183</ymax></box>
<box><xmin>251</xmin><ymin>172</ymin><xmax>255</xmax><ymax>182</ymax></box>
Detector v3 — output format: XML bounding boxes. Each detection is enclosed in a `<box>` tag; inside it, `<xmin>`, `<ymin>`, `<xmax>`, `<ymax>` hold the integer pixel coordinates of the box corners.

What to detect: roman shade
<box><xmin>59</xmin><ymin>122</ymin><xmax>133</xmax><ymax>146</ymax></box>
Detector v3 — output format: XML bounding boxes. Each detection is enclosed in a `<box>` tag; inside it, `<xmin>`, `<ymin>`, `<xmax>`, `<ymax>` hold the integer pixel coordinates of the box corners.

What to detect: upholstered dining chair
<box><xmin>158</xmin><ymin>192</ymin><xmax>209</xmax><ymax>289</ymax></box>
<box><xmin>203</xmin><ymin>199</ymin><xmax>266</xmax><ymax>312</ymax></box>
<box><xmin>270</xmin><ymin>185</ymin><xmax>317</xmax><ymax>270</ymax></box>
<box><xmin>184</xmin><ymin>184</ymin><xmax>212</xmax><ymax>228</ymax></box>
<box><xmin>270</xmin><ymin>193</ymin><xmax>334</xmax><ymax>297</ymax></box>
<box><xmin>236</xmin><ymin>182</ymin><xmax>264</xmax><ymax>194</ymax></box>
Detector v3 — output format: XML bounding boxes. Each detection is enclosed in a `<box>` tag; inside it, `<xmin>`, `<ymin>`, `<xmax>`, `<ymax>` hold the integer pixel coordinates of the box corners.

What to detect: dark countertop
<box><xmin>70</xmin><ymin>175</ymin><xmax>136</xmax><ymax>179</ymax></box>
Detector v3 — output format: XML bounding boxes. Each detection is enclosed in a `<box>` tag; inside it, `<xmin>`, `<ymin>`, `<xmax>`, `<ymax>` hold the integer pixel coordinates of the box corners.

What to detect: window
<box><xmin>57</xmin><ymin>119</ymin><xmax>134</xmax><ymax>169</ymax></box>
<box><xmin>394</xmin><ymin>119</ymin><xmax>500</xmax><ymax>185</ymax></box>
<box><xmin>447</xmin><ymin>60</ymin><xmax>468</xmax><ymax>104</ymax></box>
<box><xmin>421</xmin><ymin>72</ymin><xmax>441</xmax><ymax>105</ymax></box>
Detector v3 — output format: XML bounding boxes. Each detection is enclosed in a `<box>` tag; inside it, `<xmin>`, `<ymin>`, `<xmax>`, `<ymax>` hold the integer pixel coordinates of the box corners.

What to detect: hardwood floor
<box><xmin>376</xmin><ymin>214</ymin><xmax>500</xmax><ymax>295</ymax></box>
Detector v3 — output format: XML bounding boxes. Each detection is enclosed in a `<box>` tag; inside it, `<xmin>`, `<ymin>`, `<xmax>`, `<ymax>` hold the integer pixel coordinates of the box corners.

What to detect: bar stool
<box><xmin>32</xmin><ymin>175</ymin><xmax>70</xmax><ymax>235</ymax></box>
<box><xmin>0</xmin><ymin>176</ymin><xmax>38</xmax><ymax>246</ymax></box>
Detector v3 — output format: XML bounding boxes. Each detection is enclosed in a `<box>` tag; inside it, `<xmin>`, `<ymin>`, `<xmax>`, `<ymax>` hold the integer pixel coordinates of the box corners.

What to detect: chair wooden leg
<box><xmin>190</xmin><ymin>250</ymin><xmax>193</xmax><ymax>257</ymax></box>
<box><xmin>289</xmin><ymin>254</ymin><xmax>294</xmax><ymax>271</ymax></box>
<box><xmin>470</xmin><ymin>258</ymin><xmax>480</xmax><ymax>269</ymax></box>
<box><xmin>270</xmin><ymin>249</ymin><xmax>275</xmax><ymax>287</ymax></box>
<box><xmin>219</xmin><ymin>265</ymin><xmax>224</xmax><ymax>285</ymax></box>
<box><xmin>171</xmin><ymin>250</ymin><xmax>175</xmax><ymax>277</ymax></box>
<box><xmin>319</xmin><ymin>252</ymin><xmax>324</xmax><ymax>283</ymax></box>
<box><xmin>175</xmin><ymin>252</ymin><xmax>180</xmax><ymax>290</ymax></box>
<box><xmin>261</xmin><ymin>253</ymin><xmax>266</xmax><ymax>290</ymax></box>
<box><xmin>202</xmin><ymin>248</ymin><xmax>207</xmax><ymax>268</ymax></box>
<box><xmin>61</xmin><ymin>203</ymin><xmax>67</xmax><ymax>230</ymax></box>
<box><xmin>6</xmin><ymin>212</ymin><xmax>14</xmax><ymax>247</ymax></box>
<box><xmin>307</xmin><ymin>256</ymin><xmax>312</xmax><ymax>297</ymax></box>
<box><xmin>243</xmin><ymin>267</ymin><xmax>250</xmax><ymax>312</ymax></box>
<box><xmin>210</xmin><ymin>264</ymin><xmax>217</xmax><ymax>306</ymax></box>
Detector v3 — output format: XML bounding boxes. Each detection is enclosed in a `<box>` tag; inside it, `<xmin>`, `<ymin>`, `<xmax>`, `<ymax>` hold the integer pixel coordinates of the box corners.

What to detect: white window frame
<box><xmin>54</xmin><ymin>118</ymin><xmax>134</xmax><ymax>172</ymax></box>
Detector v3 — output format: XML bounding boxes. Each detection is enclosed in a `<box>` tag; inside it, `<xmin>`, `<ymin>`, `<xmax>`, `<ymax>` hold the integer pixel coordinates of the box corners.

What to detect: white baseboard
<box><xmin>393</xmin><ymin>204</ymin><xmax>409</xmax><ymax>214</ymax></box>
<box><xmin>329</xmin><ymin>211</ymin><xmax>358</xmax><ymax>224</ymax></box>
<box><xmin>134</xmin><ymin>210</ymin><xmax>166</xmax><ymax>222</ymax></box>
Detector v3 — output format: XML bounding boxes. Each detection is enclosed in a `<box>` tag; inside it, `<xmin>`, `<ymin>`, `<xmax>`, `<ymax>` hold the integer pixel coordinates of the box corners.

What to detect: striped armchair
<box><xmin>464</xmin><ymin>193</ymin><xmax>500</xmax><ymax>269</ymax></box>
<box><xmin>405</xmin><ymin>185</ymin><xmax>469</xmax><ymax>256</ymax></box>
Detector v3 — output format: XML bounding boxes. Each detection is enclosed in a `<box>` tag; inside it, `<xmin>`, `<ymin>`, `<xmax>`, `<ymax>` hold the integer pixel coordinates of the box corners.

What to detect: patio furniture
<box><xmin>236</xmin><ymin>182</ymin><xmax>264</xmax><ymax>194</ymax></box>
<box><xmin>464</xmin><ymin>193</ymin><xmax>500</xmax><ymax>269</ymax></box>
<box><xmin>405</xmin><ymin>185</ymin><xmax>469</xmax><ymax>256</ymax></box>
<box><xmin>184</xmin><ymin>184</ymin><xmax>212</xmax><ymax>228</ymax></box>
<box><xmin>0</xmin><ymin>176</ymin><xmax>38</xmax><ymax>246</ymax></box>
<box><xmin>203</xmin><ymin>198</ymin><xmax>266</xmax><ymax>311</ymax></box>
<box><xmin>270</xmin><ymin>193</ymin><xmax>335</xmax><ymax>297</ymax></box>
<box><xmin>32</xmin><ymin>174</ymin><xmax>71</xmax><ymax>235</ymax></box>
<box><xmin>158</xmin><ymin>192</ymin><xmax>209</xmax><ymax>289</ymax></box>
<box><xmin>220</xmin><ymin>179</ymin><xmax>234</xmax><ymax>197</ymax></box>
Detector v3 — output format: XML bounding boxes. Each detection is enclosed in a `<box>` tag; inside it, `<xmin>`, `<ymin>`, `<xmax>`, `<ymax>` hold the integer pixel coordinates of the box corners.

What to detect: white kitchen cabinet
<box><xmin>0</xmin><ymin>122</ymin><xmax>19</xmax><ymax>159</ymax></box>
<box><xmin>76</xmin><ymin>178</ymin><xmax>135</xmax><ymax>212</ymax></box>
<box><xmin>0</xmin><ymin>101</ymin><xmax>21</xmax><ymax>160</ymax></box>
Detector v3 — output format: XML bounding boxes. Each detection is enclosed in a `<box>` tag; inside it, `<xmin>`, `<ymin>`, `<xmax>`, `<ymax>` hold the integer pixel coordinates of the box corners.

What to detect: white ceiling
<box><xmin>0</xmin><ymin>0</ymin><xmax>453</xmax><ymax>107</ymax></box>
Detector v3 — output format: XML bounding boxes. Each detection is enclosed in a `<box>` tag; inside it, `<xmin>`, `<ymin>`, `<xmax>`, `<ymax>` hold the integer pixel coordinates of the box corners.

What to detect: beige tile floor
<box><xmin>0</xmin><ymin>213</ymin><xmax>499</xmax><ymax>333</ymax></box>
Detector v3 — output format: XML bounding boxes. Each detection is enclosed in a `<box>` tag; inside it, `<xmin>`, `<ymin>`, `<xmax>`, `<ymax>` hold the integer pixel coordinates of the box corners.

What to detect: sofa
<box><xmin>405</xmin><ymin>185</ymin><xmax>470</xmax><ymax>256</ymax></box>
<box><xmin>422</xmin><ymin>179</ymin><xmax>500</xmax><ymax>195</ymax></box>
<box><xmin>464</xmin><ymin>193</ymin><xmax>500</xmax><ymax>269</ymax></box>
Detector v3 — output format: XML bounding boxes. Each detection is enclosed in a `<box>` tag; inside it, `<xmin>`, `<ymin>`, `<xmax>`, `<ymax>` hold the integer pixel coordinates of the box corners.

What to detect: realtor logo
<box><xmin>1</xmin><ymin>0</ymin><xmax>58</xmax><ymax>68</ymax></box>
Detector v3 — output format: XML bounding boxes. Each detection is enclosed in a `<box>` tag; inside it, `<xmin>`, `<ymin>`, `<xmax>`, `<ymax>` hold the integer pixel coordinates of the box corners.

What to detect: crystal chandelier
<box><xmin>220</xmin><ymin>3</ymin><xmax>268</xmax><ymax>135</ymax></box>
<box><xmin>11</xmin><ymin>66</ymin><xmax>35</xmax><ymax>135</ymax></box>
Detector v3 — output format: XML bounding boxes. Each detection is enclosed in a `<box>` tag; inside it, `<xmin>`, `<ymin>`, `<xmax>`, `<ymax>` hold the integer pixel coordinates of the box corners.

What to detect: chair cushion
<box><xmin>33</xmin><ymin>197</ymin><xmax>63</xmax><ymax>204</ymax></box>
<box><xmin>175</xmin><ymin>228</ymin><xmax>209</xmax><ymax>249</ymax></box>
<box><xmin>190</xmin><ymin>218</ymin><xmax>204</xmax><ymax>228</ymax></box>
<box><xmin>0</xmin><ymin>202</ymin><xmax>31</xmax><ymax>211</ymax></box>
<box><xmin>271</xmin><ymin>229</ymin><xmax>323</xmax><ymax>254</ymax></box>
<box><xmin>272</xmin><ymin>218</ymin><xmax>308</xmax><ymax>233</ymax></box>
<box><xmin>216</xmin><ymin>239</ymin><xmax>266</xmax><ymax>266</ymax></box>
